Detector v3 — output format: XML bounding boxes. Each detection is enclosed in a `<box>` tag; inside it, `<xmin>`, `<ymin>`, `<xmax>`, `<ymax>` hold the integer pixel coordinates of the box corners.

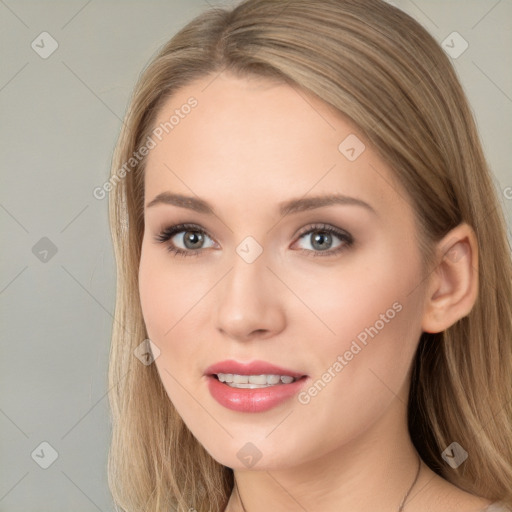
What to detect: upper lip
<box><xmin>204</xmin><ymin>359</ymin><xmax>307</xmax><ymax>378</ymax></box>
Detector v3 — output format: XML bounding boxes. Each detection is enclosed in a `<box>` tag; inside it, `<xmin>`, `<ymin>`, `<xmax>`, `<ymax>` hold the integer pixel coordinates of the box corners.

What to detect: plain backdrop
<box><xmin>1</xmin><ymin>1</ymin><xmax>511</xmax><ymax>510</ymax></box>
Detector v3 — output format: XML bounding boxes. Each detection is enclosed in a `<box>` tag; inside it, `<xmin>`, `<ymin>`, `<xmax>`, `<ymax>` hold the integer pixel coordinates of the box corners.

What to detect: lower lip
<box><xmin>206</xmin><ymin>375</ymin><xmax>308</xmax><ymax>413</ymax></box>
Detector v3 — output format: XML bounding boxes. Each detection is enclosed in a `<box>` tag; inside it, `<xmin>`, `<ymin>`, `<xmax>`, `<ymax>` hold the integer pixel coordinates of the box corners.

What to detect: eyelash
<box><xmin>153</xmin><ymin>222</ymin><xmax>354</xmax><ymax>259</ymax></box>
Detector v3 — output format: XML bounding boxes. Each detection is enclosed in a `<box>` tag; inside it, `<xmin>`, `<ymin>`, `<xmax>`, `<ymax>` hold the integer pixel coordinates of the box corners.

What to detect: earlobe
<box><xmin>421</xmin><ymin>223</ymin><xmax>479</xmax><ymax>334</ymax></box>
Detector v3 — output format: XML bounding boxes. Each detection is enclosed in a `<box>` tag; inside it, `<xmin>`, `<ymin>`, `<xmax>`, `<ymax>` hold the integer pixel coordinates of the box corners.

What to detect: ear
<box><xmin>421</xmin><ymin>222</ymin><xmax>479</xmax><ymax>334</ymax></box>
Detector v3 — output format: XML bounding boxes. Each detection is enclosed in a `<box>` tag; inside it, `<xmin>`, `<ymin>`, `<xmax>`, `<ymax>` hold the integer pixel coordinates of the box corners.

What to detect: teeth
<box><xmin>245</xmin><ymin>374</ymin><xmax>267</xmax><ymax>384</ymax></box>
<box><xmin>267</xmin><ymin>375</ymin><xmax>281</xmax><ymax>385</ymax></box>
<box><xmin>216</xmin><ymin>373</ymin><xmax>298</xmax><ymax>387</ymax></box>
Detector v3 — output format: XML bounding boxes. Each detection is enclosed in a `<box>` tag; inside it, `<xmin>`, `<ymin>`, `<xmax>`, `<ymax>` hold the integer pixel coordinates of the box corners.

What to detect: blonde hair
<box><xmin>107</xmin><ymin>0</ymin><xmax>512</xmax><ymax>510</ymax></box>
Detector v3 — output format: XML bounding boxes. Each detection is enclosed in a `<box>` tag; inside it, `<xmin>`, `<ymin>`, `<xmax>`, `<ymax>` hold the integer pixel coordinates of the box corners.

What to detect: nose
<box><xmin>214</xmin><ymin>250</ymin><xmax>286</xmax><ymax>342</ymax></box>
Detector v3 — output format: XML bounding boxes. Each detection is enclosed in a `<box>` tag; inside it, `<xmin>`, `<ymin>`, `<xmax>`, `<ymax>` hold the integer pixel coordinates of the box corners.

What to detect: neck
<box><xmin>226</xmin><ymin>396</ymin><xmax>426</xmax><ymax>512</ymax></box>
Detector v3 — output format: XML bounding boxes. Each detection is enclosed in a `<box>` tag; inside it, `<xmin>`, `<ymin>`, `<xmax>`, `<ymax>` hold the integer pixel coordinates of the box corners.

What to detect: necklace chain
<box><xmin>235</xmin><ymin>455</ymin><xmax>422</xmax><ymax>512</ymax></box>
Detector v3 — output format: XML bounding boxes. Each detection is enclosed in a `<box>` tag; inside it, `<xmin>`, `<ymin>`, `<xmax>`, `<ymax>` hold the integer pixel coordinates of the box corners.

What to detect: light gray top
<box><xmin>483</xmin><ymin>503</ymin><xmax>512</xmax><ymax>512</ymax></box>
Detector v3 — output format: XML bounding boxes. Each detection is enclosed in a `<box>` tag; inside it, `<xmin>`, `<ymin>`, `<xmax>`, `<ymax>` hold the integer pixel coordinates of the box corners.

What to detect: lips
<box><xmin>203</xmin><ymin>359</ymin><xmax>309</xmax><ymax>413</ymax></box>
<box><xmin>204</xmin><ymin>359</ymin><xmax>307</xmax><ymax>379</ymax></box>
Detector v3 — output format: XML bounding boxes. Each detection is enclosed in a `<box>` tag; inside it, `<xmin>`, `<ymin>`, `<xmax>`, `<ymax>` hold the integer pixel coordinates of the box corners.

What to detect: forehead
<box><xmin>143</xmin><ymin>72</ymin><xmax>402</xmax><ymax>217</ymax></box>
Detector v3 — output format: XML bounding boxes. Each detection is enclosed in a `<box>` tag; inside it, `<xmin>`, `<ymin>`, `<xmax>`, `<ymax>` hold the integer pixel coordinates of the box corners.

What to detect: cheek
<box><xmin>138</xmin><ymin>242</ymin><xmax>213</xmax><ymax>373</ymax></box>
<box><xmin>299</xmin><ymin>242</ymin><xmax>424</xmax><ymax>400</ymax></box>
<box><xmin>303</xmin><ymin>241</ymin><xmax>422</xmax><ymax>343</ymax></box>
<box><xmin>138</xmin><ymin>249</ymin><xmax>170</xmax><ymax>341</ymax></box>
<box><xmin>138</xmin><ymin>245</ymin><xmax>222</xmax><ymax>435</ymax></box>
<box><xmin>139</xmin><ymin>243</ymin><xmax>193</xmax><ymax>337</ymax></box>
<box><xmin>280</xmin><ymin>262</ymin><xmax>423</xmax><ymax>465</ymax></box>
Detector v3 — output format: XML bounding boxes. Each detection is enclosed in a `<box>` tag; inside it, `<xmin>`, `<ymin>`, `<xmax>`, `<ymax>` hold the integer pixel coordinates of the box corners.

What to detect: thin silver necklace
<box><xmin>235</xmin><ymin>455</ymin><xmax>422</xmax><ymax>512</ymax></box>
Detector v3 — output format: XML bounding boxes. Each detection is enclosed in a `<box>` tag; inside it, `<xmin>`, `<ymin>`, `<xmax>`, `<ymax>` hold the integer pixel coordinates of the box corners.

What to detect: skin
<box><xmin>138</xmin><ymin>72</ymin><xmax>490</xmax><ymax>511</ymax></box>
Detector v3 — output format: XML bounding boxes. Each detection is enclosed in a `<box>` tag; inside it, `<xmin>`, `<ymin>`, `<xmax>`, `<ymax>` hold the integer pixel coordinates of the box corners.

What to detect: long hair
<box><xmin>106</xmin><ymin>0</ymin><xmax>512</xmax><ymax>510</ymax></box>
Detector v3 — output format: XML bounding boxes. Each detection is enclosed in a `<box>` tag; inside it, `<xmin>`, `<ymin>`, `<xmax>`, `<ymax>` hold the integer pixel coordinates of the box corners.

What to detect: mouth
<box><xmin>203</xmin><ymin>359</ymin><xmax>309</xmax><ymax>412</ymax></box>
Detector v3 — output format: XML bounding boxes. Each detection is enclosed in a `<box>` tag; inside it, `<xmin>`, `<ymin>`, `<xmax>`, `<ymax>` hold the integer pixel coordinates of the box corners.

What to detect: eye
<box><xmin>292</xmin><ymin>223</ymin><xmax>353</xmax><ymax>257</ymax></box>
<box><xmin>153</xmin><ymin>223</ymin><xmax>216</xmax><ymax>258</ymax></box>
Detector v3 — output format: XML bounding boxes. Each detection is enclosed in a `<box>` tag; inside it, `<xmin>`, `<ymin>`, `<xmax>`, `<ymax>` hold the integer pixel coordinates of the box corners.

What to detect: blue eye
<box><xmin>154</xmin><ymin>222</ymin><xmax>353</xmax><ymax>258</ymax></box>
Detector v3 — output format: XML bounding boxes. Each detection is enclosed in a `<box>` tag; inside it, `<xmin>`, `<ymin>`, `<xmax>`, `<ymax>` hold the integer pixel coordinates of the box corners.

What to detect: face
<box><xmin>138</xmin><ymin>72</ymin><xmax>427</xmax><ymax>471</ymax></box>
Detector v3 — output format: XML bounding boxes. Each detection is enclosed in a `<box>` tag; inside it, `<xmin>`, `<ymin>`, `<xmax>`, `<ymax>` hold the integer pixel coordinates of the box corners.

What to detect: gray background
<box><xmin>1</xmin><ymin>1</ymin><xmax>511</xmax><ymax>510</ymax></box>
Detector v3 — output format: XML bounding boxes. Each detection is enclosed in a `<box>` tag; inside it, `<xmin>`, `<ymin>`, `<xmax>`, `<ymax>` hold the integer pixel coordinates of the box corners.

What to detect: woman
<box><xmin>106</xmin><ymin>0</ymin><xmax>512</xmax><ymax>510</ymax></box>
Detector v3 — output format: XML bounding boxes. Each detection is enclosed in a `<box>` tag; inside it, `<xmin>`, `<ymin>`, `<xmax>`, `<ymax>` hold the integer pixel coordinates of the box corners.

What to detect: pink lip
<box><xmin>204</xmin><ymin>359</ymin><xmax>309</xmax><ymax>413</ymax></box>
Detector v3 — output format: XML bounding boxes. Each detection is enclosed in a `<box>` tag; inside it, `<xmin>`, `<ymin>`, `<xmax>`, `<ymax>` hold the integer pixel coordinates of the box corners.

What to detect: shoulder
<box><xmin>413</xmin><ymin>465</ymin><xmax>497</xmax><ymax>512</ymax></box>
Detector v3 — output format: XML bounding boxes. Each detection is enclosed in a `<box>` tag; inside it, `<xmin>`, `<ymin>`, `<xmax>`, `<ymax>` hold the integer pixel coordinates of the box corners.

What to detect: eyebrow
<box><xmin>145</xmin><ymin>192</ymin><xmax>377</xmax><ymax>216</ymax></box>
